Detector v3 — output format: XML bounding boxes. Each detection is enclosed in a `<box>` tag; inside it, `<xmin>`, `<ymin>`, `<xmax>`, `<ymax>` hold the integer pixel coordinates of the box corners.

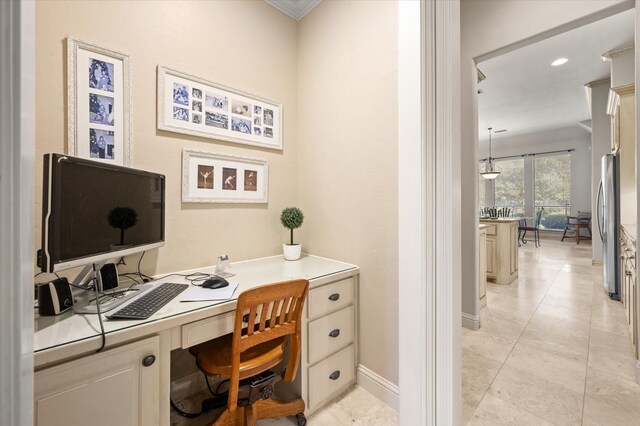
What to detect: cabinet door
<box><xmin>34</xmin><ymin>336</ymin><xmax>160</xmax><ymax>426</ymax></box>
<box><xmin>485</xmin><ymin>237</ymin><xmax>496</xmax><ymax>277</ymax></box>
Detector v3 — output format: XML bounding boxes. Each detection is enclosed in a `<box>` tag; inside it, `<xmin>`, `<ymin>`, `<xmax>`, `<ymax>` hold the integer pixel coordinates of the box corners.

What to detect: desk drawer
<box><xmin>308</xmin><ymin>344</ymin><xmax>355</xmax><ymax>410</ymax></box>
<box><xmin>181</xmin><ymin>311</ymin><xmax>234</xmax><ymax>348</ymax></box>
<box><xmin>308</xmin><ymin>278</ymin><xmax>354</xmax><ymax>320</ymax></box>
<box><xmin>308</xmin><ymin>306</ymin><xmax>354</xmax><ymax>365</ymax></box>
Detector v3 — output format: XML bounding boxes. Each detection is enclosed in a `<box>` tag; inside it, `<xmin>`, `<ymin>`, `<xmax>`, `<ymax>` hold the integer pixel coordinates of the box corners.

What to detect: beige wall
<box><xmin>35</xmin><ymin>0</ymin><xmax>299</xmax><ymax>275</ymax></box>
<box><xmin>297</xmin><ymin>1</ymin><xmax>399</xmax><ymax>385</ymax></box>
<box><xmin>35</xmin><ymin>0</ymin><xmax>399</xmax><ymax>387</ymax></box>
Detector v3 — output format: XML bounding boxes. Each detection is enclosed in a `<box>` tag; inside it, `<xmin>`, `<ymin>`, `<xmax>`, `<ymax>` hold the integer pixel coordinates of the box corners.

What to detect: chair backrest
<box><xmin>534</xmin><ymin>208</ymin><xmax>544</xmax><ymax>228</ymax></box>
<box><xmin>228</xmin><ymin>279</ymin><xmax>308</xmax><ymax>410</ymax></box>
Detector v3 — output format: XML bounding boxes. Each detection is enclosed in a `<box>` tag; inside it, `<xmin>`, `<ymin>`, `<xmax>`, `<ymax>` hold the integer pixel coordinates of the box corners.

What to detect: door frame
<box><xmin>398</xmin><ymin>1</ymin><xmax>461</xmax><ymax>424</ymax></box>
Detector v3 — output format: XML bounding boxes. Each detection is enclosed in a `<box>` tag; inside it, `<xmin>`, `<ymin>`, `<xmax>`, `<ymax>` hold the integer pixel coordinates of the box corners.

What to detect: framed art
<box><xmin>158</xmin><ymin>66</ymin><xmax>283</xmax><ymax>151</ymax></box>
<box><xmin>182</xmin><ymin>149</ymin><xmax>268</xmax><ymax>203</ymax></box>
<box><xmin>67</xmin><ymin>37</ymin><xmax>132</xmax><ymax>166</ymax></box>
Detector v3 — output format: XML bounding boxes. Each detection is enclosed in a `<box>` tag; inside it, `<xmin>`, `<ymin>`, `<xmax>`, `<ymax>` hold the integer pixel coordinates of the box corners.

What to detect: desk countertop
<box><xmin>34</xmin><ymin>254</ymin><xmax>358</xmax><ymax>359</ymax></box>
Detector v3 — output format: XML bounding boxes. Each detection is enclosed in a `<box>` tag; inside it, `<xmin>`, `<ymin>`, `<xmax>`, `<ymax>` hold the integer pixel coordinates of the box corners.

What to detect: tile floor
<box><xmin>464</xmin><ymin>239</ymin><xmax>640</xmax><ymax>425</ymax></box>
<box><xmin>170</xmin><ymin>385</ymin><xmax>398</xmax><ymax>426</ymax></box>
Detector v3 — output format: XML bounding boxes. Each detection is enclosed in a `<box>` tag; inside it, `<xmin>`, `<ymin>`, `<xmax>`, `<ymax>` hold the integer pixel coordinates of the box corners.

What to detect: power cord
<box><xmin>91</xmin><ymin>263</ymin><xmax>106</xmax><ymax>352</ymax></box>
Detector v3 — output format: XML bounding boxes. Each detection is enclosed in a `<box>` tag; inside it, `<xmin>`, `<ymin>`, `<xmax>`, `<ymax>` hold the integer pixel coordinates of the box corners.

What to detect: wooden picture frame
<box><xmin>158</xmin><ymin>66</ymin><xmax>282</xmax><ymax>151</ymax></box>
<box><xmin>182</xmin><ymin>149</ymin><xmax>268</xmax><ymax>203</ymax></box>
<box><xmin>67</xmin><ymin>37</ymin><xmax>132</xmax><ymax>166</ymax></box>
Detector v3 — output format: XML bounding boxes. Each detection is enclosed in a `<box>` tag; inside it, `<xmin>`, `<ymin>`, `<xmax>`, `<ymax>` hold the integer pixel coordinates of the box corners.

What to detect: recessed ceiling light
<box><xmin>551</xmin><ymin>58</ymin><xmax>569</xmax><ymax>66</ymax></box>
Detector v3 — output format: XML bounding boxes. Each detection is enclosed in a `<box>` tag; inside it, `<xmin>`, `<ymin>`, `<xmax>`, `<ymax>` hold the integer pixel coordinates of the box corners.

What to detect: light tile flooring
<box><xmin>170</xmin><ymin>385</ymin><xmax>398</xmax><ymax>425</ymax></box>
<box><xmin>464</xmin><ymin>239</ymin><xmax>640</xmax><ymax>425</ymax></box>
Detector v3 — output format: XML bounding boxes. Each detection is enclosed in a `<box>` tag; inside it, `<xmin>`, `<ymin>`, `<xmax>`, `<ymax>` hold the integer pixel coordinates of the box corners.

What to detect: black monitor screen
<box><xmin>42</xmin><ymin>154</ymin><xmax>165</xmax><ymax>272</ymax></box>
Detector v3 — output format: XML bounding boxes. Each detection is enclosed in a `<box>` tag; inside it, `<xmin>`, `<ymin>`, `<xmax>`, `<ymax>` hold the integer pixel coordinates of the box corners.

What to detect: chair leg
<box><xmin>213</xmin><ymin>408</ymin><xmax>238</xmax><ymax>426</ymax></box>
<box><xmin>518</xmin><ymin>230</ymin><xmax>522</xmax><ymax>247</ymax></box>
<box><xmin>576</xmin><ymin>227</ymin><xmax>580</xmax><ymax>244</ymax></box>
<box><xmin>254</xmin><ymin>397</ymin><xmax>305</xmax><ymax>421</ymax></box>
<box><xmin>561</xmin><ymin>227</ymin><xmax>567</xmax><ymax>242</ymax></box>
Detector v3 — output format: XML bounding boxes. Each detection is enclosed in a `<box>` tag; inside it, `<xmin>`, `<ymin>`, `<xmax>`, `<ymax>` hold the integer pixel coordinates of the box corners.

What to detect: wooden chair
<box><xmin>518</xmin><ymin>208</ymin><xmax>544</xmax><ymax>247</ymax></box>
<box><xmin>189</xmin><ymin>279</ymin><xmax>309</xmax><ymax>426</ymax></box>
<box><xmin>561</xmin><ymin>211</ymin><xmax>592</xmax><ymax>244</ymax></box>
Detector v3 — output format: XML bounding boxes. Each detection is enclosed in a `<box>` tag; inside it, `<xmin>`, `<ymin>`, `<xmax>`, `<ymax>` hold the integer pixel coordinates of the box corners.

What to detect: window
<box><xmin>534</xmin><ymin>154</ymin><xmax>570</xmax><ymax>230</ymax></box>
<box><xmin>494</xmin><ymin>158</ymin><xmax>525</xmax><ymax>217</ymax></box>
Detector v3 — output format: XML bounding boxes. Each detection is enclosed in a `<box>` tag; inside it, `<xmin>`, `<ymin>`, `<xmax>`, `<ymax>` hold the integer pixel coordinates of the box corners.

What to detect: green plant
<box><xmin>107</xmin><ymin>207</ymin><xmax>138</xmax><ymax>245</ymax></box>
<box><xmin>280</xmin><ymin>207</ymin><xmax>304</xmax><ymax>245</ymax></box>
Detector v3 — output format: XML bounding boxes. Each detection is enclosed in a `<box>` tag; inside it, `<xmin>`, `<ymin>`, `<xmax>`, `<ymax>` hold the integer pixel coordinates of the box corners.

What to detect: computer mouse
<box><xmin>202</xmin><ymin>277</ymin><xmax>229</xmax><ymax>290</ymax></box>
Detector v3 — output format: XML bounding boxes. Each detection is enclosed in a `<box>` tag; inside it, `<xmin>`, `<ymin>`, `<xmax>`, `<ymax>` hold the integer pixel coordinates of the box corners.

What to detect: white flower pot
<box><xmin>283</xmin><ymin>244</ymin><xmax>302</xmax><ymax>261</ymax></box>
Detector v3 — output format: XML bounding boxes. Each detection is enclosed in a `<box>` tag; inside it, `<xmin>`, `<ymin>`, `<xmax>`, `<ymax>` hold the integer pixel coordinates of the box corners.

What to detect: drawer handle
<box><xmin>328</xmin><ymin>293</ymin><xmax>340</xmax><ymax>301</ymax></box>
<box><xmin>329</xmin><ymin>370</ymin><xmax>341</xmax><ymax>381</ymax></box>
<box><xmin>329</xmin><ymin>329</ymin><xmax>340</xmax><ymax>338</ymax></box>
<box><xmin>142</xmin><ymin>355</ymin><xmax>156</xmax><ymax>367</ymax></box>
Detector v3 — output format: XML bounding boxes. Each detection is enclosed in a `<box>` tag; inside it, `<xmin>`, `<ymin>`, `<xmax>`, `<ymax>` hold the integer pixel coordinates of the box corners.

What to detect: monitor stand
<box><xmin>70</xmin><ymin>262</ymin><xmax>151</xmax><ymax>314</ymax></box>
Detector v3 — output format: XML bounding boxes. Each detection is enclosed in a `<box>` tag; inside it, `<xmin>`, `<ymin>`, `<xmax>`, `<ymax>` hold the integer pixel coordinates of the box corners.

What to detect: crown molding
<box><xmin>264</xmin><ymin>0</ymin><xmax>321</xmax><ymax>21</ymax></box>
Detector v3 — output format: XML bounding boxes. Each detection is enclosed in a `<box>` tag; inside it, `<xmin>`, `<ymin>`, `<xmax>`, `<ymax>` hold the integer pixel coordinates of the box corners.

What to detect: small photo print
<box><xmin>192</xmin><ymin>101</ymin><xmax>202</xmax><ymax>112</ymax></box>
<box><xmin>89</xmin><ymin>58</ymin><xmax>114</xmax><ymax>92</ymax></box>
<box><xmin>173</xmin><ymin>106</ymin><xmax>189</xmax><ymax>122</ymax></box>
<box><xmin>231</xmin><ymin>117</ymin><xmax>252</xmax><ymax>134</ymax></box>
<box><xmin>222</xmin><ymin>168</ymin><xmax>237</xmax><ymax>190</ymax></box>
<box><xmin>244</xmin><ymin>170</ymin><xmax>257</xmax><ymax>191</ymax></box>
<box><xmin>254</xmin><ymin>116</ymin><xmax>261</xmax><ymax>126</ymax></box>
<box><xmin>89</xmin><ymin>94</ymin><xmax>114</xmax><ymax>126</ymax></box>
<box><xmin>264</xmin><ymin>108</ymin><xmax>274</xmax><ymax>126</ymax></box>
<box><xmin>197</xmin><ymin>165</ymin><xmax>214</xmax><ymax>189</ymax></box>
<box><xmin>205</xmin><ymin>111</ymin><xmax>228</xmax><ymax>129</ymax></box>
<box><xmin>254</xmin><ymin>105</ymin><xmax>262</xmax><ymax>115</ymax></box>
<box><xmin>205</xmin><ymin>92</ymin><xmax>228</xmax><ymax>110</ymax></box>
<box><xmin>89</xmin><ymin>128</ymin><xmax>115</xmax><ymax>160</ymax></box>
<box><xmin>192</xmin><ymin>113</ymin><xmax>202</xmax><ymax>124</ymax></box>
<box><xmin>192</xmin><ymin>88</ymin><xmax>202</xmax><ymax>100</ymax></box>
<box><xmin>254</xmin><ymin>127</ymin><xmax>262</xmax><ymax>136</ymax></box>
<box><xmin>231</xmin><ymin>99</ymin><xmax>252</xmax><ymax>116</ymax></box>
<box><xmin>264</xmin><ymin>127</ymin><xmax>273</xmax><ymax>138</ymax></box>
<box><xmin>173</xmin><ymin>83</ymin><xmax>189</xmax><ymax>106</ymax></box>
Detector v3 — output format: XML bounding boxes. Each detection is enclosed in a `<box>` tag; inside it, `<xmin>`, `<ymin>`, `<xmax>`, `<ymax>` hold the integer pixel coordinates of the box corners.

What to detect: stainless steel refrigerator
<box><xmin>597</xmin><ymin>153</ymin><xmax>620</xmax><ymax>299</ymax></box>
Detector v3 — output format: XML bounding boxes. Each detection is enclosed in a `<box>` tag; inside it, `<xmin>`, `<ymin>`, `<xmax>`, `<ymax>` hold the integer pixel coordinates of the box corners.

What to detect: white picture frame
<box><xmin>158</xmin><ymin>66</ymin><xmax>283</xmax><ymax>151</ymax></box>
<box><xmin>182</xmin><ymin>149</ymin><xmax>268</xmax><ymax>203</ymax></box>
<box><xmin>67</xmin><ymin>37</ymin><xmax>132</xmax><ymax>166</ymax></box>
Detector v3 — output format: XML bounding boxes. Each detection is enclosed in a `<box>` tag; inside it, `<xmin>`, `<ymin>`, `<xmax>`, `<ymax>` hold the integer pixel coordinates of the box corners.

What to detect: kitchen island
<box><xmin>480</xmin><ymin>218</ymin><xmax>519</xmax><ymax>285</ymax></box>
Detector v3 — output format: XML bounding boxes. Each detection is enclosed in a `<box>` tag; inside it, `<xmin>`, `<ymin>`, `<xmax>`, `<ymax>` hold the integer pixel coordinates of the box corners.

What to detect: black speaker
<box><xmin>98</xmin><ymin>263</ymin><xmax>119</xmax><ymax>291</ymax></box>
<box><xmin>38</xmin><ymin>278</ymin><xmax>73</xmax><ymax>316</ymax></box>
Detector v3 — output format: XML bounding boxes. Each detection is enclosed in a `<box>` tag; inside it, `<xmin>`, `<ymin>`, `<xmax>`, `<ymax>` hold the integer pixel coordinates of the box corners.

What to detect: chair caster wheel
<box><xmin>296</xmin><ymin>413</ymin><xmax>307</xmax><ymax>426</ymax></box>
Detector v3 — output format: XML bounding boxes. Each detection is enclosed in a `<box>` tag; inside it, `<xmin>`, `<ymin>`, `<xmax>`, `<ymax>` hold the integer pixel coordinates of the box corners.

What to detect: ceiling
<box><xmin>478</xmin><ymin>9</ymin><xmax>635</xmax><ymax>144</ymax></box>
<box><xmin>264</xmin><ymin>0</ymin><xmax>321</xmax><ymax>20</ymax></box>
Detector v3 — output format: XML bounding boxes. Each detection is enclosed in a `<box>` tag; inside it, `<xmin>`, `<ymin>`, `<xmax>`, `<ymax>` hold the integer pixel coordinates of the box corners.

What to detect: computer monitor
<box><xmin>41</xmin><ymin>153</ymin><xmax>165</xmax><ymax>273</ymax></box>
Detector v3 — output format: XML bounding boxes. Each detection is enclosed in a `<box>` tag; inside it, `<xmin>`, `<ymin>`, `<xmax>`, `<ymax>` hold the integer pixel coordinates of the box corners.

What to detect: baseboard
<box><xmin>170</xmin><ymin>371</ymin><xmax>207</xmax><ymax>401</ymax></box>
<box><xmin>356</xmin><ymin>364</ymin><xmax>399</xmax><ymax>412</ymax></box>
<box><xmin>461</xmin><ymin>312</ymin><xmax>481</xmax><ymax>330</ymax></box>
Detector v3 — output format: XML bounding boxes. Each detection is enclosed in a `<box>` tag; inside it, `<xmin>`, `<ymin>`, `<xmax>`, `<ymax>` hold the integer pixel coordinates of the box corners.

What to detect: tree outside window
<box><xmin>494</xmin><ymin>158</ymin><xmax>525</xmax><ymax>217</ymax></box>
<box><xmin>534</xmin><ymin>154</ymin><xmax>571</xmax><ymax>230</ymax></box>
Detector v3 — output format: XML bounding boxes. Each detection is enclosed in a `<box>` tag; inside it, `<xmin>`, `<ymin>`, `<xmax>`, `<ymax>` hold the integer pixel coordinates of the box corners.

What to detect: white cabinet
<box><xmin>620</xmin><ymin>226</ymin><xmax>637</xmax><ymax>357</ymax></box>
<box><xmin>479</xmin><ymin>226</ymin><xmax>488</xmax><ymax>308</ymax></box>
<box><xmin>34</xmin><ymin>336</ymin><xmax>160</xmax><ymax>426</ymax></box>
<box><xmin>480</xmin><ymin>219</ymin><xmax>519</xmax><ymax>285</ymax></box>
<box><xmin>301</xmin><ymin>277</ymin><xmax>357</xmax><ymax>414</ymax></box>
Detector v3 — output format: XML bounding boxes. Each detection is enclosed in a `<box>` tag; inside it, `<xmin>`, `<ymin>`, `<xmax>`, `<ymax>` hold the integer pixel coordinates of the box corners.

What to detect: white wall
<box><xmin>460</xmin><ymin>0</ymin><xmax>632</xmax><ymax>322</ymax></box>
<box><xmin>479</xmin><ymin>126</ymin><xmax>593</xmax><ymax>216</ymax></box>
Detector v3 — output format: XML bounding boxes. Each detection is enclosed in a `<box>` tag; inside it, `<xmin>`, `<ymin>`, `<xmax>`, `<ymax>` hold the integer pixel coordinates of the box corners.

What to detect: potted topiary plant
<box><xmin>280</xmin><ymin>207</ymin><xmax>304</xmax><ymax>261</ymax></box>
<box><xmin>107</xmin><ymin>206</ymin><xmax>138</xmax><ymax>248</ymax></box>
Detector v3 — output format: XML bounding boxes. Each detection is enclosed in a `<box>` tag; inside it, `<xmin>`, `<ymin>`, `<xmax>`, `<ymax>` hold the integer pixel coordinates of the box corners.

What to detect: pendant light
<box><xmin>480</xmin><ymin>127</ymin><xmax>501</xmax><ymax>180</ymax></box>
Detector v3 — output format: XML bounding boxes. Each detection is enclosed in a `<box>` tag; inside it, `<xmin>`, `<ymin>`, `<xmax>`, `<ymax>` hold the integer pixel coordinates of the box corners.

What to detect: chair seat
<box><xmin>190</xmin><ymin>333</ymin><xmax>287</xmax><ymax>379</ymax></box>
<box><xmin>519</xmin><ymin>226</ymin><xmax>537</xmax><ymax>232</ymax></box>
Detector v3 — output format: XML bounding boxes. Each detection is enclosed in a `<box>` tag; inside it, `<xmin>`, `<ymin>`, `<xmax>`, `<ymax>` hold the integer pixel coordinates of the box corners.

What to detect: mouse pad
<box><xmin>180</xmin><ymin>282</ymin><xmax>239</xmax><ymax>302</ymax></box>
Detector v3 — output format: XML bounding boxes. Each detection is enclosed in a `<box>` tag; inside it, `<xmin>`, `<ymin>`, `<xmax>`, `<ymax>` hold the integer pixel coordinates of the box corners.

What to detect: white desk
<box><xmin>34</xmin><ymin>254</ymin><xmax>359</xmax><ymax>426</ymax></box>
